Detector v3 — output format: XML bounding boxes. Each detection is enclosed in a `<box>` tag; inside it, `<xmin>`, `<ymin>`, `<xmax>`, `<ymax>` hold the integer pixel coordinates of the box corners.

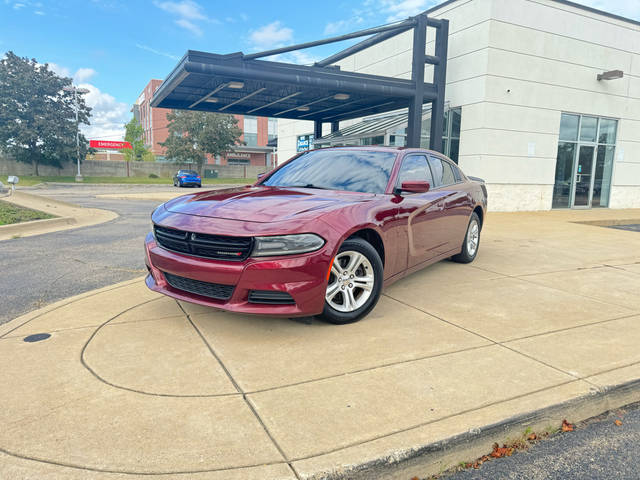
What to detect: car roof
<box><xmin>304</xmin><ymin>145</ymin><xmax>442</xmax><ymax>156</ymax></box>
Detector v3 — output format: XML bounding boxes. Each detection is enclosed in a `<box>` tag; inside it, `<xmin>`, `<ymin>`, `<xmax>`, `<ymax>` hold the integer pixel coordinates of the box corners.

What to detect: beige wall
<box><xmin>278</xmin><ymin>0</ymin><xmax>640</xmax><ymax>211</ymax></box>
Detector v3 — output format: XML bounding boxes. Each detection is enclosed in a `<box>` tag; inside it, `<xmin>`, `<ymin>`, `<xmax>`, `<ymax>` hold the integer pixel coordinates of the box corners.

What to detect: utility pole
<box><xmin>63</xmin><ymin>85</ymin><xmax>90</xmax><ymax>182</ymax></box>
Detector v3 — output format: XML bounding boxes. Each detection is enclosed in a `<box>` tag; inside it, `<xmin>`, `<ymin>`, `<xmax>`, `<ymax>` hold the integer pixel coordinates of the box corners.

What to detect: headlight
<box><xmin>252</xmin><ymin>234</ymin><xmax>325</xmax><ymax>257</ymax></box>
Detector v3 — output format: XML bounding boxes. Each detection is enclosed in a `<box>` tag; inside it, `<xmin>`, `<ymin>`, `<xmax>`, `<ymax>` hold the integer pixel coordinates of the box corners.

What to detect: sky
<box><xmin>1</xmin><ymin>0</ymin><xmax>639</xmax><ymax>141</ymax></box>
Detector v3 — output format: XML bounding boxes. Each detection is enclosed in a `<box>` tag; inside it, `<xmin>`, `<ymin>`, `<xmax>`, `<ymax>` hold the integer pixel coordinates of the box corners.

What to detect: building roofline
<box><xmin>320</xmin><ymin>0</ymin><xmax>639</xmax><ymax>67</ymax></box>
<box><xmin>424</xmin><ymin>0</ymin><xmax>640</xmax><ymax>28</ymax></box>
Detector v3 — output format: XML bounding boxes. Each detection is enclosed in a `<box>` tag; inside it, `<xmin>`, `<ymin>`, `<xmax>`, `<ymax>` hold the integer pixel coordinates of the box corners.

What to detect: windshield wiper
<box><xmin>283</xmin><ymin>184</ymin><xmax>329</xmax><ymax>190</ymax></box>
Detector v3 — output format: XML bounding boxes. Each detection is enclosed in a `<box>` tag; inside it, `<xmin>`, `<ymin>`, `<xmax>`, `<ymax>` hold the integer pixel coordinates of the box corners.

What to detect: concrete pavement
<box><xmin>0</xmin><ymin>207</ymin><xmax>639</xmax><ymax>479</ymax></box>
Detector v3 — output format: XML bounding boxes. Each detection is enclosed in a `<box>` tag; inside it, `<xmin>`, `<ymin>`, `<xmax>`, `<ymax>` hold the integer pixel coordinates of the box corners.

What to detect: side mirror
<box><xmin>399</xmin><ymin>180</ymin><xmax>430</xmax><ymax>194</ymax></box>
<box><xmin>257</xmin><ymin>172</ymin><xmax>266</xmax><ymax>180</ymax></box>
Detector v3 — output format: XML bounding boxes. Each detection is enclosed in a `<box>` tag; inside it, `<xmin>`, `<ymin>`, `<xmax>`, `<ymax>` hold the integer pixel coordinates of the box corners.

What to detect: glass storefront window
<box><xmin>579</xmin><ymin>116</ymin><xmax>598</xmax><ymax>142</ymax></box>
<box><xmin>552</xmin><ymin>142</ymin><xmax>576</xmax><ymax>208</ymax></box>
<box><xmin>559</xmin><ymin>114</ymin><xmax>579</xmax><ymax>141</ymax></box>
<box><xmin>592</xmin><ymin>145</ymin><xmax>615</xmax><ymax>207</ymax></box>
<box><xmin>598</xmin><ymin>119</ymin><xmax>617</xmax><ymax>144</ymax></box>
<box><xmin>553</xmin><ymin>113</ymin><xmax>617</xmax><ymax>209</ymax></box>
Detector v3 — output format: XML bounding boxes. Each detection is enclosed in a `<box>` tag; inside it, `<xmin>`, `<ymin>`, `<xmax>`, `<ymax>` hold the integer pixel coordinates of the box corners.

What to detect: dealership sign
<box><xmin>90</xmin><ymin>140</ymin><xmax>133</xmax><ymax>150</ymax></box>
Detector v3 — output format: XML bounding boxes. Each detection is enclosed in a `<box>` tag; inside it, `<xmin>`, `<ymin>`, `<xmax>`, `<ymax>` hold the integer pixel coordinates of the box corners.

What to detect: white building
<box><xmin>277</xmin><ymin>0</ymin><xmax>640</xmax><ymax>211</ymax></box>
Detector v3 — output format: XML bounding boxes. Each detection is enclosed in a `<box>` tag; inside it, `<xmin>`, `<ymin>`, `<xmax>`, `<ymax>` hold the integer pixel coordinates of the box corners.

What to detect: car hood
<box><xmin>164</xmin><ymin>186</ymin><xmax>376</xmax><ymax>223</ymax></box>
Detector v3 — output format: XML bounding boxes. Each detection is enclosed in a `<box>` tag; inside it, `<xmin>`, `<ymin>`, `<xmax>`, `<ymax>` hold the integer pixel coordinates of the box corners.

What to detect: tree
<box><xmin>0</xmin><ymin>51</ymin><xmax>92</xmax><ymax>175</ymax></box>
<box><xmin>120</xmin><ymin>117</ymin><xmax>152</xmax><ymax>163</ymax></box>
<box><xmin>160</xmin><ymin>110</ymin><xmax>242</xmax><ymax>173</ymax></box>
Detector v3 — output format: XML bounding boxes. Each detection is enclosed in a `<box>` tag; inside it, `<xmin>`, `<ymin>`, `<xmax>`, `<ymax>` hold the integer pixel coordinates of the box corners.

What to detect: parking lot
<box><xmin>1</xmin><ymin>196</ymin><xmax>639</xmax><ymax>479</ymax></box>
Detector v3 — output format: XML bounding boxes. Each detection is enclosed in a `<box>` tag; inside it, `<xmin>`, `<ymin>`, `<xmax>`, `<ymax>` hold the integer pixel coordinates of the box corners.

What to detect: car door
<box><xmin>394</xmin><ymin>154</ymin><xmax>452</xmax><ymax>268</ymax></box>
<box><xmin>427</xmin><ymin>156</ymin><xmax>472</xmax><ymax>254</ymax></box>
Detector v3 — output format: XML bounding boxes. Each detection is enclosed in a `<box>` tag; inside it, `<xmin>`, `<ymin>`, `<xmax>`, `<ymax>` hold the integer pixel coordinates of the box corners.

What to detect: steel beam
<box><xmin>244</xmin><ymin>19</ymin><xmax>416</xmax><ymax>61</ymax></box>
<box><xmin>315</xmin><ymin>22</ymin><xmax>415</xmax><ymax>67</ymax></box>
<box><xmin>314</xmin><ymin>120</ymin><xmax>323</xmax><ymax>141</ymax></box>
<box><xmin>406</xmin><ymin>14</ymin><xmax>428</xmax><ymax>148</ymax></box>
<box><xmin>429</xmin><ymin>18</ymin><xmax>449</xmax><ymax>153</ymax></box>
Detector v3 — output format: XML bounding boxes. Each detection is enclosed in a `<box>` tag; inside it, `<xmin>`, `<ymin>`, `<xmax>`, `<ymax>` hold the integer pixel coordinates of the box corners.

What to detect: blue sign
<box><xmin>297</xmin><ymin>134</ymin><xmax>314</xmax><ymax>152</ymax></box>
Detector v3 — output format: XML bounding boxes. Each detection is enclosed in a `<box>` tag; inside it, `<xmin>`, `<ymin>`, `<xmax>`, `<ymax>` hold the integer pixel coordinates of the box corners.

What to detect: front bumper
<box><xmin>144</xmin><ymin>232</ymin><xmax>332</xmax><ymax>317</ymax></box>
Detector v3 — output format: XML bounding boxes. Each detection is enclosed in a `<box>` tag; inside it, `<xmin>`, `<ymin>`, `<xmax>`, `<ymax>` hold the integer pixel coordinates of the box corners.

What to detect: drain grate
<box><xmin>23</xmin><ymin>333</ymin><xmax>51</xmax><ymax>343</ymax></box>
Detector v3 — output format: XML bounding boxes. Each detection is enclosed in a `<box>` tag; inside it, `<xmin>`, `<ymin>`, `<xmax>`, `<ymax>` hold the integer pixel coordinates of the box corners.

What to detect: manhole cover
<box><xmin>608</xmin><ymin>224</ymin><xmax>640</xmax><ymax>232</ymax></box>
<box><xmin>23</xmin><ymin>333</ymin><xmax>51</xmax><ymax>343</ymax></box>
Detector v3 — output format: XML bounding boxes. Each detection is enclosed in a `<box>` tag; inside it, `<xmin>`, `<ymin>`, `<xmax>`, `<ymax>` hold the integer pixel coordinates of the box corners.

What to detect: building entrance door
<box><xmin>572</xmin><ymin>145</ymin><xmax>595</xmax><ymax>207</ymax></box>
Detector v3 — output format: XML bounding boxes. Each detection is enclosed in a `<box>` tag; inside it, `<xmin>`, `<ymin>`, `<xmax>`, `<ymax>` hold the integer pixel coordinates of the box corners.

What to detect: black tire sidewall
<box><xmin>452</xmin><ymin>212</ymin><xmax>480</xmax><ymax>263</ymax></box>
<box><xmin>318</xmin><ymin>237</ymin><xmax>383</xmax><ymax>325</ymax></box>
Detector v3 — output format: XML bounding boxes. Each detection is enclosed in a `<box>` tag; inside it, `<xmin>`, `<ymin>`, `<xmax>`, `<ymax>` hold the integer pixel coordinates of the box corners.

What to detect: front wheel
<box><xmin>316</xmin><ymin>237</ymin><xmax>383</xmax><ymax>325</ymax></box>
<box><xmin>451</xmin><ymin>212</ymin><xmax>481</xmax><ymax>264</ymax></box>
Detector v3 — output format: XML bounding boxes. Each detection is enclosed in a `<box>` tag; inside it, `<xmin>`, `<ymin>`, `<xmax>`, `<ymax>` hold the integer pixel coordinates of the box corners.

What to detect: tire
<box><xmin>452</xmin><ymin>212</ymin><xmax>481</xmax><ymax>264</ymax></box>
<box><xmin>317</xmin><ymin>237</ymin><xmax>383</xmax><ymax>325</ymax></box>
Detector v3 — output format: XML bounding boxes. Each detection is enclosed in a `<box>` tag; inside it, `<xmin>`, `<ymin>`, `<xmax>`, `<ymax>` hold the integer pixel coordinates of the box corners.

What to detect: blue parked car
<box><xmin>173</xmin><ymin>170</ymin><xmax>202</xmax><ymax>188</ymax></box>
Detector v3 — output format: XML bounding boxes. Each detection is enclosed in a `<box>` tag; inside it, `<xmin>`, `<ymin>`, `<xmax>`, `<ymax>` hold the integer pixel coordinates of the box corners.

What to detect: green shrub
<box><xmin>148</xmin><ymin>173</ymin><xmax>159</xmax><ymax>179</ymax></box>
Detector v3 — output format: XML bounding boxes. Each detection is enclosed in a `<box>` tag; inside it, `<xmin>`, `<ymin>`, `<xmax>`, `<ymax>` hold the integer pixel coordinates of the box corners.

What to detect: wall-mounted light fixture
<box><xmin>597</xmin><ymin>70</ymin><xmax>624</xmax><ymax>81</ymax></box>
<box><xmin>228</xmin><ymin>81</ymin><xmax>245</xmax><ymax>89</ymax></box>
<box><xmin>333</xmin><ymin>93</ymin><xmax>350</xmax><ymax>100</ymax></box>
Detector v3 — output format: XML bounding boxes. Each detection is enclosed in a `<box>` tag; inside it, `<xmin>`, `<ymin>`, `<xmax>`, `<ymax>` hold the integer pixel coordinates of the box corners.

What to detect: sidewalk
<box><xmin>0</xmin><ymin>208</ymin><xmax>639</xmax><ymax>479</ymax></box>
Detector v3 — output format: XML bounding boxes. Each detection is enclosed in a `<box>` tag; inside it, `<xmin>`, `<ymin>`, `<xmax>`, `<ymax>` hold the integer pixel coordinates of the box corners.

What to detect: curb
<box><xmin>0</xmin><ymin>216</ymin><xmax>75</xmax><ymax>239</ymax></box>
<box><xmin>313</xmin><ymin>379</ymin><xmax>640</xmax><ymax>480</ymax></box>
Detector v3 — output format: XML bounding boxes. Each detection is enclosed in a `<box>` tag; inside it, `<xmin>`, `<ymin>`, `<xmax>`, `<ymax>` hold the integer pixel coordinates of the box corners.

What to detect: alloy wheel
<box><xmin>325</xmin><ymin>251</ymin><xmax>375</xmax><ymax>312</ymax></box>
<box><xmin>467</xmin><ymin>219</ymin><xmax>479</xmax><ymax>256</ymax></box>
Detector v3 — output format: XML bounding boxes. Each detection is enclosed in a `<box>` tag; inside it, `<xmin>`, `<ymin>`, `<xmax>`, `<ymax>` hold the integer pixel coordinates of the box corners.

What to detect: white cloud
<box><xmin>74</xmin><ymin>67</ymin><xmax>96</xmax><ymax>82</ymax></box>
<box><xmin>47</xmin><ymin>62</ymin><xmax>71</xmax><ymax>78</ymax></box>
<box><xmin>78</xmin><ymin>83</ymin><xmax>129</xmax><ymax>141</ymax></box>
<box><xmin>175</xmin><ymin>18</ymin><xmax>202</xmax><ymax>36</ymax></box>
<box><xmin>34</xmin><ymin>9</ymin><xmax>44</xmax><ymax>15</ymax></box>
<box><xmin>248</xmin><ymin>21</ymin><xmax>293</xmax><ymax>51</ymax></box>
<box><xmin>574</xmin><ymin>0</ymin><xmax>640</xmax><ymax>20</ymax></box>
<box><xmin>13</xmin><ymin>2</ymin><xmax>25</xmax><ymax>9</ymax></box>
<box><xmin>154</xmin><ymin>0</ymin><xmax>205</xmax><ymax>20</ymax></box>
<box><xmin>153</xmin><ymin>0</ymin><xmax>216</xmax><ymax>36</ymax></box>
<box><xmin>135</xmin><ymin>43</ymin><xmax>179</xmax><ymax>60</ymax></box>
<box><xmin>375</xmin><ymin>0</ymin><xmax>437</xmax><ymax>21</ymax></box>
<box><xmin>324</xmin><ymin>16</ymin><xmax>365</xmax><ymax>35</ymax></box>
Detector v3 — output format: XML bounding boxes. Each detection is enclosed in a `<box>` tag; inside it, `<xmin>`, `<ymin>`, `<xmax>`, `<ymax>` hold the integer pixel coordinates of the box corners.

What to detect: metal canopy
<box><xmin>151</xmin><ymin>14</ymin><xmax>449</xmax><ymax>149</ymax></box>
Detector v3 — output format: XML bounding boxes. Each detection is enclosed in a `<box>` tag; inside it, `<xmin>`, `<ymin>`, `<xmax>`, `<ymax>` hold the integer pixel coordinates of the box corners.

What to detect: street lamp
<box><xmin>63</xmin><ymin>85</ymin><xmax>90</xmax><ymax>182</ymax></box>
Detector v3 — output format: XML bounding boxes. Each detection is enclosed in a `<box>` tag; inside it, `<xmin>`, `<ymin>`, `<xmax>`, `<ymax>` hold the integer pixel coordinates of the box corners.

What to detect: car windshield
<box><xmin>261</xmin><ymin>149</ymin><xmax>396</xmax><ymax>194</ymax></box>
<box><xmin>179</xmin><ymin>170</ymin><xmax>198</xmax><ymax>175</ymax></box>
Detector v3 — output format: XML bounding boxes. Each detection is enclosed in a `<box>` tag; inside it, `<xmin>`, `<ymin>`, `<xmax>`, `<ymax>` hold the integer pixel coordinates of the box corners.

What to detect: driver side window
<box><xmin>397</xmin><ymin>155</ymin><xmax>434</xmax><ymax>187</ymax></box>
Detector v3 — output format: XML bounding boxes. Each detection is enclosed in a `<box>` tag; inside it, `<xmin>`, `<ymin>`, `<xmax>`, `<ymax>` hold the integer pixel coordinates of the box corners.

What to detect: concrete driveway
<box><xmin>0</xmin><ymin>207</ymin><xmax>639</xmax><ymax>479</ymax></box>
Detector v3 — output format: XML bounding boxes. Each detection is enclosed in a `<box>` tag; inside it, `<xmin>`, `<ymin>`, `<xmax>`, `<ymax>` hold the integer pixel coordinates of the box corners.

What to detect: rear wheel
<box><xmin>452</xmin><ymin>212</ymin><xmax>481</xmax><ymax>264</ymax></box>
<box><xmin>317</xmin><ymin>238</ymin><xmax>383</xmax><ymax>325</ymax></box>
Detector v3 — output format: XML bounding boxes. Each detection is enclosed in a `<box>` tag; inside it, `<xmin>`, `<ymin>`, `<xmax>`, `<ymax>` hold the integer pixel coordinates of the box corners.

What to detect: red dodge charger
<box><xmin>145</xmin><ymin>147</ymin><xmax>487</xmax><ymax>324</ymax></box>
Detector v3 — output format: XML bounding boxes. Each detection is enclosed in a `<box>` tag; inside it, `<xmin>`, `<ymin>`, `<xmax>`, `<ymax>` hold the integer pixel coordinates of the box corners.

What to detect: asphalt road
<box><xmin>1</xmin><ymin>184</ymin><xmax>189</xmax><ymax>325</ymax></box>
<box><xmin>445</xmin><ymin>403</ymin><xmax>640</xmax><ymax>480</ymax></box>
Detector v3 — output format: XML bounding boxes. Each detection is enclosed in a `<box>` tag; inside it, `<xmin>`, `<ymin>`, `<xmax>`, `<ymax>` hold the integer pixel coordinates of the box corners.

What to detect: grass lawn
<box><xmin>15</xmin><ymin>176</ymin><xmax>252</xmax><ymax>186</ymax></box>
<box><xmin>0</xmin><ymin>200</ymin><xmax>56</xmax><ymax>226</ymax></box>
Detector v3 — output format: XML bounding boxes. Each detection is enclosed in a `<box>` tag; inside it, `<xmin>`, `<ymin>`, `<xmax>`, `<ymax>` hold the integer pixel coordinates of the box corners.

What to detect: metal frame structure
<box><xmin>152</xmin><ymin>14</ymin><xmax>449</xmax><ymax>150</ymax></box>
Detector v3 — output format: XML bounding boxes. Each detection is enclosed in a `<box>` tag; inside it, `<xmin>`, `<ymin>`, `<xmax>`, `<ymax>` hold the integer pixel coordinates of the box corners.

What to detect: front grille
<box><xmin>248</xmin><ymin>290</ymin><xmax>296</xmax><ymax>305</ymax></box>
<box><xmin>163</xmin><ymin>272</ymin><xmax>234</xmax><ymax>300</ymax></box>
<box><xmin>154</xmin><ymin>225</ymin><xmax>253</xmax><ymax>261</ymax></box>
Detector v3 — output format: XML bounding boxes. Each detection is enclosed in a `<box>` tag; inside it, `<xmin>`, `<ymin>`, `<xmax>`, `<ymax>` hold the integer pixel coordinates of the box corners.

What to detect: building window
<box><xmin>418</xmin><ymin>107</ymin><xmax>462</xmax><ymax>163</ymax></box>
<box><xmin>244</xmin><ymin>115</ymin><xmax>258</xmax><ymax>146</ymax></box>
<box><xmin>552</xmin><ymin>113</ymin><xmax>617</xmax><ymax>209</ymax></box>
<box><xmin>297</xmin><ymin>134</ymin><xmax>314</xmax><ymax>152</ymax></box>
<box><xmin>360</xmin><ymin>135</ymin><xmax>385</xmax><ymax>146</ymax></box>
<box><xmin>268</xmin><ymin>118</ymin><xmax>277</xmax><ymax>142</ymax></box>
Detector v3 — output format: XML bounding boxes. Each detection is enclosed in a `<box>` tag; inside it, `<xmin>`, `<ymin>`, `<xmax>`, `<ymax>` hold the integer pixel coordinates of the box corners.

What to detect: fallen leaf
<box><xmin>527</xmin><ymin>433</ymin><xmax>537</xmax><ymax>441</ymax></box>
<box><xmin>615</xmin><ymin>420</ymin><xmax>623</xmax><ymax>426</ymax></box>
<box><xmin>561</xmin><ymin>419</ymin><xmax>574</xmax><ymax>432</ymax></box>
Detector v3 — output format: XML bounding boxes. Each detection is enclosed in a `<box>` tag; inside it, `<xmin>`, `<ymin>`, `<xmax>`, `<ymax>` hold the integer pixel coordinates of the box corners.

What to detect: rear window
<box><xmin>262</xmin><ymin>149</ymin><xmax>396</xmax><ymax>194</ymax></box>
<box><xmin>179</xmin><ymin>170</ymin><xmax>198</xmax><ymax>175</ymax></box>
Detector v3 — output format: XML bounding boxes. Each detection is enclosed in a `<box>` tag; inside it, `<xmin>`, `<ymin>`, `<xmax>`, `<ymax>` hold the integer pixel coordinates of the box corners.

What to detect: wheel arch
<box><xmin>344</xmin><ymin>227</ymin><xmax>385</xmax><ymax>267</ymax></box>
